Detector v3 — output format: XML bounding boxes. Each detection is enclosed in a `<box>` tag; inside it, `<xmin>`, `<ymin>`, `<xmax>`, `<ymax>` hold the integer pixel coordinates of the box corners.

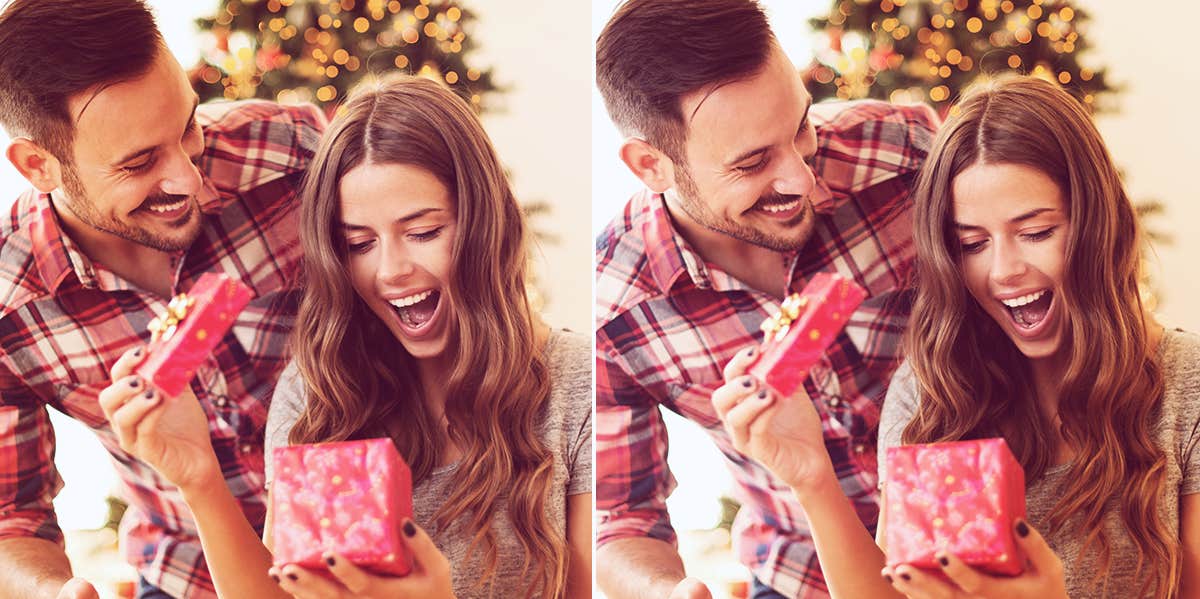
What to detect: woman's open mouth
<box><xmin>387</xmin><ymin>289</ymin><xmax>443</xmax><ymax>336</ymax></box>
<box><xmin>998</xmin><ymin>288</ymin><xmax>1055</xmax><ymax>336</ymax></box>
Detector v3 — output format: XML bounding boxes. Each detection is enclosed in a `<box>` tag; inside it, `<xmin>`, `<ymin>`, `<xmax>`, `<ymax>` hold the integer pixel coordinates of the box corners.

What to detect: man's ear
<box><xmin>6</xmin><ymin>138</ymin><xmax>63</xmax><ymax>193</ymax></box>
<box><xmin>618</xmin><ymin>137</ymin><xmax>678</xmax><ymax>194</ymax></box>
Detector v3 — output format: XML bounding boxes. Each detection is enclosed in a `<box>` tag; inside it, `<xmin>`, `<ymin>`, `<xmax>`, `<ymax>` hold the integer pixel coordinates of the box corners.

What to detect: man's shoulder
<box><xmin>594</xmin><ymin>192</ymin><xmax>669</xmax><ymax>330</ymax></box>
<box><xmin>811</xmin><ymin>99</ymin><xmax>940</xmax><ymax>139</ymax></box>
<box><xmin>197</xmin><ymin>100</ymin><xmax>328</xmax><ymax>191</ymax></box>
<box><xmin>0</xmin><ymin>192</ymin><xmax>51</xmax><ymax>320</ymax></box>
<box><xmin>197</xmin><ymin>99</ymin><xmax>327</xmax><ymax>137</ymax></box>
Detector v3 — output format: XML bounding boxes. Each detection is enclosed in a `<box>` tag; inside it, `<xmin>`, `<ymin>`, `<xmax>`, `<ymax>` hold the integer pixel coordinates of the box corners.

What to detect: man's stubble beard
<box><xmin>58</xmin><ymin>164</ymin><xmax>202</xmax><ymax>253</ymax></box>
<box><xmin>670</xmin><ymin>163</ymin><xmax>815</xmax><ymax>253</ymax></box>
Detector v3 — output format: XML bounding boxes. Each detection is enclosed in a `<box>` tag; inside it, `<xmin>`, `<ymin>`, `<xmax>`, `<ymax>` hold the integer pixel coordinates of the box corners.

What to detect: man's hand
<box><xmin>54</xmin><ymin>578</ymin><xmax>99</xmax><ymax>599</ymax></box>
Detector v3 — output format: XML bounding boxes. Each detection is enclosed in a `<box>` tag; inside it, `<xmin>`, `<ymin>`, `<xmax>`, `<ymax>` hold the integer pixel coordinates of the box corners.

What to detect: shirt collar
<box><xmin>28</xmin><ymin>178</ymin><xmax>220</xmax><ymax>294</ymax></box>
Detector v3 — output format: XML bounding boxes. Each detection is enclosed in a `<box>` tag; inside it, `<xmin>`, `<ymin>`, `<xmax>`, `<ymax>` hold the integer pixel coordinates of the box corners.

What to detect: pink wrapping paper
<box><xmin>885</xmin><ymin>438</ymin><xmax>1026</xmax><ymax>576</ymax></box>
<box><xmin>748</xmin><ymin>272</ymin><xmax>866</xmax><ymax>397</ymax></box>
<box><xmin>135</xmin><ymin>272</ymin><xmax>252</xmax><ymax>397</ymax></box>
<box><xmin>271</xmin><ymin>438</ymin><xmax>413</xmax><ymax>576</ymax></box>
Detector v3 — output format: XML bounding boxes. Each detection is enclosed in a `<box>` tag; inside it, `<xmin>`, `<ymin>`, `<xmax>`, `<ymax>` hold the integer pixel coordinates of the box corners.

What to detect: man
<box><xmin>0</xmin><ymin>1</ymin><xmax>324</xmax><ymax>597</ymax></box>
<box><xmin>594</xmin><ymin>1</ymin><xmax>939</xmax><ymax>597</ymax></box>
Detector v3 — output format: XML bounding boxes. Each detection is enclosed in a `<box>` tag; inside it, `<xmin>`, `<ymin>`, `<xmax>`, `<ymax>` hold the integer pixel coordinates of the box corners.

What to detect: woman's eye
<box><xmin>347</xmin><ymin>240</ymin><xmax>375</xmax><ymax>254</ymax></box>
<box><xmin>960</xmin><ymin>239</ymin><xmax>987</xmax><ymax>254</ymax></box>
<box><xmin>409</xmin><ymin>226</ymin><xmax>445</xmax><ymax>242</ymax></box>
<box><xmin>1022</xmin><ymin>227</ymin><xmax>1057</xmax><ymax>242</ymax></box>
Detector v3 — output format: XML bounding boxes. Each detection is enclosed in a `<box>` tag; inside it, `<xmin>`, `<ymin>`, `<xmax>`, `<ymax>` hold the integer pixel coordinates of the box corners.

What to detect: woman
<box><xmin>711</xmin><ymin>75</ymin><xmax>1200</xmax><ymax>598</ymax></box>
<box><xmin>98</xmin><ymin>76</ymin><xmax>592</xmax><ymax>599</ymax></box>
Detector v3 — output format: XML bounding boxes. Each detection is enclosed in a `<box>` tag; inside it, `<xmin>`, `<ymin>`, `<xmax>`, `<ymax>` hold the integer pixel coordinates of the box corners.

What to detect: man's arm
<box><xmin>594</xmin><ymin>344</ymin><xmax>709</xmax><ymax>599</ymax></box>
<box><xmin>0</xmin><ymin>537</ymin><xmax>95</xmax><ymax>599</ymax></box>
<box><xmin>597</xmin><ymin>538</ymin><xmax>710</xmax><ymax>599</ymax></box>
<box><xmin>0</xmin><ymin>362</ymin><xmax>95</xmax><ymax>599</ymax></box>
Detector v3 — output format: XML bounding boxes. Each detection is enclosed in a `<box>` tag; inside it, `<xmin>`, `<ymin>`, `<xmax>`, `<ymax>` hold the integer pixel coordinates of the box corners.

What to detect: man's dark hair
<box><xmin>0</xmin><ymin>0</ymin><xmax>164</xmax><ymax>163</ymax></box>
<box><xmin>595</xmin><ymin>0</ymin><xmax>775</xmax><ymax>163</ymax></box>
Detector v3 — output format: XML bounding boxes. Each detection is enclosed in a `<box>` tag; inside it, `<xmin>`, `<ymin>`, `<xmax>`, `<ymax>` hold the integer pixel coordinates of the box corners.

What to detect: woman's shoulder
<box><xmin>544</xmin><ymin>329</ymin><xmax>591</xmax><ymax>392</ymax></box>
<box><xmin>1161</xmin><ymin>328</ymin><xmax>1200</xmax><ymax>394</ymax></box>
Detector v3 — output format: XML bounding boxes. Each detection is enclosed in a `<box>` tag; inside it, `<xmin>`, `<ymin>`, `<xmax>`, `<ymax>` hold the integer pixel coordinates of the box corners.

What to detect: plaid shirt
<box><xmin>0</xmin><ymin>100</ymin><xmax>325</xmax><ymax>597</ymax></box>
<box><xmin>595</xmin><ymin>100</ymin><xmax>938</xmax><ymax>597</ymax></box>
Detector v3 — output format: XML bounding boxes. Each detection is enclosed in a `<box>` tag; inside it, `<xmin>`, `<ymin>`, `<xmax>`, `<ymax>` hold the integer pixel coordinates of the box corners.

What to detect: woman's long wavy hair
<box><xmin>287</xmin><ymin>75</ymin><xmax>565</xmax><ymax>598</ymax></box>
<box><xmin>903</xmin><ymin>75</ymin><xmax>1175</xmax><ymax>597</ymax></box>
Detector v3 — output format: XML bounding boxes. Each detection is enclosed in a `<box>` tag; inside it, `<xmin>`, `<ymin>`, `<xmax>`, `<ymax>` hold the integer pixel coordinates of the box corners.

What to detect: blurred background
<box><xmin>592</xmin><ymin>0</ymin><xmax>1200</xmax><ymax>597</ymax></box>
<box><xmin>0</xmin><ymin>0</ymin><xmax>588</xmax><ymax>595</ymax></box>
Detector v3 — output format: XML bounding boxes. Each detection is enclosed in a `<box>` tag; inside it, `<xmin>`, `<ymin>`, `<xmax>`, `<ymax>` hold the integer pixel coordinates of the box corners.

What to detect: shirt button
<box><xmin>828</xmin><ymin>397</ymin><xmax>841</xmax><ymax>407</ymax></box>
<box><xmin>854</xmin><ymin>444</ymin><xmax>865</xmax><ymax>454</ymax></box>
<box><xmin>215</xmin><ymin>396</ymin><xmax>228</xmax><ymax>408</ymax></box>
<box><xmin>240</xmin><ymin>443</ymin><xmax>254</xmax><ymax>454</ymax></box>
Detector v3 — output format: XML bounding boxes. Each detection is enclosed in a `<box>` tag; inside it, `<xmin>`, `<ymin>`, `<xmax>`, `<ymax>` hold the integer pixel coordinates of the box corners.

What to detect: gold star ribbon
<box><xmin>760</xmin><ymin>294</ymin><xmax>809</xmax><ymax>343</ymax></box>
<box><xmin>148</xmin><ymin>293</ymin><xmax>196</xmax><ymax>343</ymax></box>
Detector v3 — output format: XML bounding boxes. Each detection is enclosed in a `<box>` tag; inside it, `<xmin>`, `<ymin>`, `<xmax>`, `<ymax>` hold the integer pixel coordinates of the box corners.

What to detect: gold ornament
<box><xmin>760</xmin><ymin>294</ymin><xmax>809</xmax><ymax>342</ymax></box>
<box><xmin>148</xmin><ymin>294</ymin><xmax>197</xmax><ymax>342</ymax></box>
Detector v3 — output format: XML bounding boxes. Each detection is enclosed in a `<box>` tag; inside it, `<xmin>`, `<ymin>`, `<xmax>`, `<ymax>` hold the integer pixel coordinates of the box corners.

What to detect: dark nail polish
<box><xmin>1016</xmin><ymin>520</ymin><xmax>1030</xmax><ymax>537</ymax></box>
<box><xmin>133</xmin><ymin>348</ymin><xmax>143</xmax><ymax>357</ymax></box>
<box><xmin>403</xmin><ymin>520</ymin><xmax>417</xmax><ymax>537</ymax></box>
<box><xmin>938</xmin><ymin>556</ymin><xmax>949</xmax><ymax>567</ymax></box>
<box><xmin>143</xmin><ymin>389</ymin><xmax>155</xmax><ymax>400</ymax></box>
<box><xmin>325</xmin><ymin>555</ymin><xmax>336</xmax><ymax>567</ymax></box>
<box><xmin>741</xmin><ymin>377</ymin><xmax>753</xmax><ymax>388</ymax></box>
<box><xmin>756</xmin><ymin>390</ymin><xmax>768</xmax><ymax>400</ymax></box>
<box><xmin>270</xmin><ymin>574</ymin><xmax>280</xmax><ymax>583</ymax></box>
<box><xmin>900</xmin><ymin>573</ymin><xmax>911</xmax><ymax>582</ymax></box>
<box><xmin>128</xmin><ymin>377</ymin><xmax>140</xmax><ymax>388</ymax></box>
<box><xmin>287</xmin><ymin>573</ymin><xmax>298</xmax><ymax>582</ymax></box>
<box><xmin>883</xmin><ymin>574</ymin><xmax>893</xmax><ymax>584</ymax></box>
<box><xmin>746</xmin><ymin>346</ymin><xmax>756</xmax><ymax>357</ymax></box>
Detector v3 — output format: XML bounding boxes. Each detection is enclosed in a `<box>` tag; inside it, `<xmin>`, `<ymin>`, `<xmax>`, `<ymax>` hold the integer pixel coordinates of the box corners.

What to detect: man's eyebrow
<box><xmin>723</xmin><ymin>96</ymin><xmax>813</xmax><ymax>168</ymax></box>
<box><xmin>111</xmin><ymin>96</ymin><xmax>200</xmax><ymax>167</ymax></box>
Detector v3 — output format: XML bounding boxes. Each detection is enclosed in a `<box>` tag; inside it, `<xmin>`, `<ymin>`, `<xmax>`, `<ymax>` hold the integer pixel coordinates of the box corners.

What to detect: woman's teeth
<box><xmin>999</xmin><ymin>289</ymin><xmax>1047</xmax><ymax>308</ymax></box>
<box><xmin>388</xmin><ymin>290</ymin><xmax>434</xmax><ymax>308</ymax></box>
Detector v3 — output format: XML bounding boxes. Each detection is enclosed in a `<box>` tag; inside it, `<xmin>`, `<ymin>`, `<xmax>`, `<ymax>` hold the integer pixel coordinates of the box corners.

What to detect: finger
<box><xmin>108</xmin><ymin>389</ymin><xmax>162</xmax><ymax>449</ymax></box>
<box><xmin>400</xmin><ymin>519</ymin><xmax>450</xmax><ymax>577</ymax></box>
<box><xmin>710</xmin><ymin>375</ymin><xmax>758</xmax><ymax>419</ymax></box>
<box><xmin>56</xmin><ymin>578</ymin><xmax>99</xmax><ymax>599</ymax></box>
<box><xmin>669</xmin><ymin>577</ymin><xmax>713</xmax><ymax>599</ymax></box>
<box><xmin>277</xmin><ymin>565</ymin><xmax>345</xmax><ymax>599</ymax></box>
<box><xmin>324</xmin><ymin>553</ymin><xmax>373</xmax><ymax>596</ymax></box>
<box><xmin>889</xmin><ymin>565</ymin><xmax>956</xmax><ymax>599</ymax></box>
<box><xmin>109</xmin><ymin>345</ymin><xmax>147</xmax><ymax>380</ymax></box>
<box><xmin>1012</xmin><ymin>519</ymin><xmax>1063</xmax><ymax>578</ymax></box>
<box><xmin>721</xmin><ymin>344</ymin><xmax>760</xmax><ymax>381</ymax></box>
<box><xmin>936</xmin><ymin>552</ymin><xmax>989</xmax><ymax>596</ymax></box>
<box><xmin>97</xmin><ymin>375</ymin><xmax>146</xmax><ymax>421</ymax></box>
<box><xmin>722</xmin><ymin>389</ymin><xmax>776</xmax><ymax>452</ymax></box>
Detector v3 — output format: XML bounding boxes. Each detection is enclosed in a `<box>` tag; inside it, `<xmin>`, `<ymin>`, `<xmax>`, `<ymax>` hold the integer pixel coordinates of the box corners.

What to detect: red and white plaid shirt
<box><xmin>595</xmin><ymin>100</ymin><xmax>939</xmax><ymax>597</ymax></box>
<box><xmin>0</xmin><ymin>100</ymin><xmax>325</xmax><ymax>597</ymax></box>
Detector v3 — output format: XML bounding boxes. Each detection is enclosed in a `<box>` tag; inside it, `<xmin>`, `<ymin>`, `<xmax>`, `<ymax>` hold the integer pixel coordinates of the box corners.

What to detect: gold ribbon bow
<box><xmin>760</xmin><ymin>293</ymin><xmax>808</xmax><ymax>343</ymax></box>
<box><xmin>148</xmin><ymin>293</ymin><xmax>196</xmax><ymax>342</ymax></box>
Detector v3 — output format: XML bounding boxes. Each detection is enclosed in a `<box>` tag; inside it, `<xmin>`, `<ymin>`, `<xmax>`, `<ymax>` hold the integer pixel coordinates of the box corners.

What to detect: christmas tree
<box><xmin>804</xmin><ymin>0</ymin><xmax>1115</xmax><ymax>114</ymax></box>
<box><xmin>191</xmin><ymin>0</ymin><xmax>497</xmax><ymax>113</ymax></box>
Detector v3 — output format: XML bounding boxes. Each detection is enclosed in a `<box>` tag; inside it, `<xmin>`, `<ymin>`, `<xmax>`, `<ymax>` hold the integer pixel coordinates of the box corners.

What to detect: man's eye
<box><xmin>123</xmin><ymin>159</ymin><xmax>155</xmax><ymax>174</ymax></box>
<box><xmin>735</xmin><ymin>156</ymin><xmax>769</xmax><ymax>174</ymax></box>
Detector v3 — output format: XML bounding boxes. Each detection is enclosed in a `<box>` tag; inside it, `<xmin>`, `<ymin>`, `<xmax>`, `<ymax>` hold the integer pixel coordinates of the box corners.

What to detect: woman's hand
<box><xmin>711</xmin><ymin>344</ymin><xmax>835</xmax><ymax>498</ymax></box>
<box><xmin>98</xmin><ymin>345</ymin><xmax>221</xmax><ymax>492</ymax></box>
<box><xmin>272</xmin><ymin>519</ymin><xmax>456</xmax><ymax>599</ymax></box>
<box><xmin>882</xmin><ymin>519</ymin><xmax>1068</xmax><ymax>599</ymax></box>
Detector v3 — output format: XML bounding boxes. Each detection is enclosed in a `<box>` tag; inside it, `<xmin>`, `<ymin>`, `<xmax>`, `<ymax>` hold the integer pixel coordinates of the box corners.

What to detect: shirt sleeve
<box><xmin>263</xmin><ymin>360</ymin><xmax>306</xmax><ymax>488</ymax></box>
<box><xmin>0</xmin><ymin>358</ymin><xmax>64</xmax><ymax>545</ymax></box>
<box><xmin>876</xmin><ymin>359</ymin><xmax>920</xmax><ymax>485</ymax></box>
<box><xmin>594</xmin><ymin>340</ymin><xmax>678</xmax><ymax>549</ymax></box>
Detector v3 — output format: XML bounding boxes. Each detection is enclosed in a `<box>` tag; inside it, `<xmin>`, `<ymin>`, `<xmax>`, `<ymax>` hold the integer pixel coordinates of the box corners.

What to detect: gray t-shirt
<box><xmin>264</xmin><ymin>329</ymin><xmax>592</xmax><ymax>598</ymax></box>
<box><xmin>878</xmin><ymin>329</ymin><xmax>1200</xmax><ymax>598</ymax></box>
